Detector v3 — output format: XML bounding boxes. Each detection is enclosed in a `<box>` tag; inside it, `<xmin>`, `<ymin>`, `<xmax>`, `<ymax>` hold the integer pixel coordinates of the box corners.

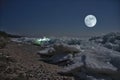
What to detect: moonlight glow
<box><xmin>84</xmin><ymin>15</ymin><xmax>97</xmax><ymax>27</ymax></box>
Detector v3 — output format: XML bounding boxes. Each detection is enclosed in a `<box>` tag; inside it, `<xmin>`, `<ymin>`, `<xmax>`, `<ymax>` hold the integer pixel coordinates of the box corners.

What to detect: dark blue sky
<box><xmin>0</xmin><ymin>0</ymin><xmax>120</xmax><ymax>37</ymax></box>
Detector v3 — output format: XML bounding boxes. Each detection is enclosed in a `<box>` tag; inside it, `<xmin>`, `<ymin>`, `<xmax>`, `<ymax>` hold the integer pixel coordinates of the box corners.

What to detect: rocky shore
<box><xmin>0</xmin><ymin>36</ymin><xmax>74</xmax><ymax>80</ymax></box>
<box><xmin>0</xmin><ymin>32</ymin><xmax>120</xmax><ymax>80</ymax></box>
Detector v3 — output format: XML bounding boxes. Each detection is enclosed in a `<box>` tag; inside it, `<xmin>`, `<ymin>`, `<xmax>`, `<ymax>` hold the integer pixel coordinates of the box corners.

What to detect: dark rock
<box><xmin>0</xmin><ymin>36</ymin><xmax>8</xmax><ymax>49</ymax></box>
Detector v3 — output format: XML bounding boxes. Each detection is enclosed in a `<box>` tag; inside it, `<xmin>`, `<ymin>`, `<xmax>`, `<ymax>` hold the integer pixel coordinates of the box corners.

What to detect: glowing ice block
<box><xmin>33</xmin><ymin>37</ymin><xmax>50</xmax><ymax>45</ymax></box>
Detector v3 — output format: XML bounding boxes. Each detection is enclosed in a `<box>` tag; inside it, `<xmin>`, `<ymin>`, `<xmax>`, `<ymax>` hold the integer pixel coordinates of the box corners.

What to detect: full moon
<box><xmin>84</xmin><ymin>15</ymin><xmax>97</xmax><ymax>27</ymax></box>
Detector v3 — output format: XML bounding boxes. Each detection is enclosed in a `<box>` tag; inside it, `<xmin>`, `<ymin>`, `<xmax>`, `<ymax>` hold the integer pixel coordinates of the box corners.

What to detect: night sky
<box><xmin>0</xmin><ymin>0</ymin><xmax>120</xmax><ymax>37</ymax></box>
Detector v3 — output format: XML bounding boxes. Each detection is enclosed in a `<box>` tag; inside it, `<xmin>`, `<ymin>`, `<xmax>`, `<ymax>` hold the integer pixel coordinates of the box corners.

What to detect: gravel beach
<box><xmin>0</xmin><ymin>42</ymin><xmax>74</xmax><ymax>80</ymax></box>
